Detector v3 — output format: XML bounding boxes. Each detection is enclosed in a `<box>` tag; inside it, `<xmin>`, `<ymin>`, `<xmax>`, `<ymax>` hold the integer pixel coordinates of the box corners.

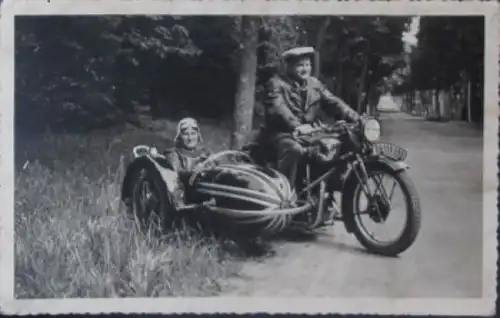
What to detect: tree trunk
<box><xmin>466</xmin><ymin>78</ymin><xmax>472</xmax><ymax>123</ymax></box>
<box><xmin>364</xmin><ymin>82</ymin><xmax>372</xmax><ymax>115</ymax></box>
<box><xmin>357</xmin><ymin>55</ymin><xmax>369</xmax><ymax>113</ymax></box>
<box><xmin>231</xmin><ymin>17</ymin><xmax>259</xmax><ymax>150</ymax></box>
<box><xmin>313</xmin><ymin>17</ymin><xmax>331</xmax><ymax>78</ymax></box>
<box><xmin>336</xmin><ymin>64</ymin><xmax>343</xmax><ymax>97</ymax></box>
<box><xmin>433</xmin><ymin>89</ymin><xmax>440</xmax><ymax>118</ymax></box>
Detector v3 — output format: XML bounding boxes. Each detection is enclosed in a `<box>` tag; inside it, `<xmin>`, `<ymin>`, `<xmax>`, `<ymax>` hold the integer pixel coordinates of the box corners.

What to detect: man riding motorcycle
<box><xmin>261</xmin><ymin>46</ymin><xmax>361</xmax><ymax>190</ymax></box>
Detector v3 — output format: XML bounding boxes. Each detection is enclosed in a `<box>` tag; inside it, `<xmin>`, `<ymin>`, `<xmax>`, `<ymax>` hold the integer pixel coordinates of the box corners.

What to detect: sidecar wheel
<box><xmin>129</xmin><ymin>166</ymin><xmax>177</xmax><ymax>231</ymax></box>
<box><xmin>343</xmin><ymin>166</ymin><xmax>421</xmax><ymax>257</ymax></box>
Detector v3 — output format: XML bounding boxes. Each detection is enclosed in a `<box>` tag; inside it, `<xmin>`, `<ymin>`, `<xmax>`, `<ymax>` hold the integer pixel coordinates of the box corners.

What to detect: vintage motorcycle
<box><xmin>121</xmin><ymin>117</ymin><xmax>421</xmax><ymax>256</ymax></box>
<box><xmin>244</xmin><ymin>117</ymin><xmax>421</xmax><ymax>256</ymax></box>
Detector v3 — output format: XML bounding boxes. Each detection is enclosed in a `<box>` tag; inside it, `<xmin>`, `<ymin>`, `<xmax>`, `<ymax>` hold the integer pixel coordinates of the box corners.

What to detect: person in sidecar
<box><xmin>163</xmin><ymin>117</ymin><xmax>211</xmax><ymax>207</ymax></box>
<box><xmin>261</xmin><ymin>46</ymin><xmax>361</xmax><ymax>188</ymax></box>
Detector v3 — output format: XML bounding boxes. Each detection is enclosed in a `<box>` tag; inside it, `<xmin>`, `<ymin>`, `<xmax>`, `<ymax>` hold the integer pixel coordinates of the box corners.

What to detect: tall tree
<box><xmin>408</xmin><ymin>16</ymin><xmax>484</xmax><ymax>123</ymax></box>
<box><xmin>15</xmin><ymin>15</ymin><xmax>412</xmax><ymax>136</ymax></box>
<box><xmin>300</xmin><ymin>16</ymin><xmax>410</xmax><ymax>111</ymax></box>
<box><xmin>231</xmin><ymin>16</ymin><xmax>260</xmax><ymax>150</ymax></box>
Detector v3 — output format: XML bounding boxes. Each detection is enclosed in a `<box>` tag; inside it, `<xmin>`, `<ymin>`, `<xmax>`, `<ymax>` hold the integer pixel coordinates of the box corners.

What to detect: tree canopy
<box><xmin>410</xmin><ymin>16</ymin><xmax>483</xmax><ymax>90</ymax></box>
<box><xmin>396</xmin><ymin>16</ymin><xmax>484</xmax><ymax>123</ymax></box>
<box><xmin>15</xmin><ymin>15</ymin><xmax>412</xmax><ymax>135</ymax></box>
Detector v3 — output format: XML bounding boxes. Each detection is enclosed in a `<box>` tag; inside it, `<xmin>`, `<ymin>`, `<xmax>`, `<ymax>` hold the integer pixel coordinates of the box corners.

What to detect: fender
<box><xmin>340</xmin><ymin>155</ymin><xmax>410</xmax><ymax>233</ymax></box>
<box><xmin>342</xmin><ymin>154</ymin><xmax>409</xmax><ymax>184</ymax></box>
<box><xmin>121</xmin><ymin>155</ymin><xmax>179</xmax><ymax>202</ymax></box>
<box><xmin>365</xmin><ymin>155</ymin><xmax>410</xmax><ymax>172</ymax></box>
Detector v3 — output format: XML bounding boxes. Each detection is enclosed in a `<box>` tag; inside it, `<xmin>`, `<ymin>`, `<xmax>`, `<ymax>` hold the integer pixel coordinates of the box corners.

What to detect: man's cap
<box><xmin>281</xmin><ymin>46</ymin><xmax>315</xmax><ymax>60</ymax></box>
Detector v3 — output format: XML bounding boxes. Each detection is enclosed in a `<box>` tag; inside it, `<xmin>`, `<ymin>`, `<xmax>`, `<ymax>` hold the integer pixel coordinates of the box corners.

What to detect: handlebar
<box><xmin>292</xmin><ymin>120</ymin><xmax>360</xmax><ymax>140</ymax></box>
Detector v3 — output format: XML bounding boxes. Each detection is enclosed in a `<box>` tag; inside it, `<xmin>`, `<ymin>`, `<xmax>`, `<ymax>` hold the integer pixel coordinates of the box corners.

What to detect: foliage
<box><xmin>15</xmin><ymin>16</ymin><xmax>201</xmax><ymax>132</ymax></box>
<box><xmin>16</xmin><ymin>15</ymin><xmax>411</xmax><ymax>135</ymax></box>
<box><xmin>258</xmin><ymin>16</ymin><xmax>306</xmax><ymax>69</ymax></box>
<box><xmin>410</xmin><ymin>16</ymin><xmax>484</xmax><ymax>90</ymax></box>
<box><xmin>297</xmin><ymin>16</ymin><xmax>410</xmax><ymax>112</ymax></box>
<box><xmin>401</xmin><ymin>16</ymin><xmax>484</xmax><ymax>123</ymax></box>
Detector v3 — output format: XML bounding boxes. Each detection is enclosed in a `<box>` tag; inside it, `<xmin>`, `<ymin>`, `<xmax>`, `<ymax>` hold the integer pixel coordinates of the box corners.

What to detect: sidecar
<box><xmin>121</xmin><ymin>145</ymin><xmax>312</xmax><ymax>236</ymax></box>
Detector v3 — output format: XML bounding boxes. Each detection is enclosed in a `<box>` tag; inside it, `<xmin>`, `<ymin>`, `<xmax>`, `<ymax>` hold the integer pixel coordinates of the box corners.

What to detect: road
<box><xmin>224</xmin><ymin>111</ymin><xmax>484</xmax><ymax>298</ymax></box>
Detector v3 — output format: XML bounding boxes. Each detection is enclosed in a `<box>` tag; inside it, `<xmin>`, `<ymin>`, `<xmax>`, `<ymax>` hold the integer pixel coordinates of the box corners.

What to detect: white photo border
<box><xmin>0</xmin><ymin>0</ymin><xmax>498</xmax><ymax>316</ymax></box>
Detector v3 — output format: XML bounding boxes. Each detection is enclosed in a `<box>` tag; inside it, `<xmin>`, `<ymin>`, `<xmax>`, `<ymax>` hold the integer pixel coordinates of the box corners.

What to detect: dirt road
<box><xmin>225</xmin><ymin>112</ymin><xmax>484</xmax><ymax>298</ymax></box>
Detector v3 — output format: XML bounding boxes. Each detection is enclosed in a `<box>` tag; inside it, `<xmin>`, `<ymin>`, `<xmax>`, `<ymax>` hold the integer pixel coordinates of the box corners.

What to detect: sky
<box><xmin>402</xmin><ymin>16</ymin><xmax>420</xmax><ymax>47</ymax></box>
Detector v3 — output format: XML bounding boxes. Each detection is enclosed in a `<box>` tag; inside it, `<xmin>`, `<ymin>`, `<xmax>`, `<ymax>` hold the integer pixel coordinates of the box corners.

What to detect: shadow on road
<box><xmin>217</xmin><ymin>227</ymin><xmax>383</xmax><ymax>261</ymax></box>
<box><xmin>313</xmin><ymin>237</ymin><xmax>400</xmax><ymax>259</ymax></box>
<box><xmin>276</xmin><ymin>228</ymin><xmax>400</xmax><ymax>259</ymax></box>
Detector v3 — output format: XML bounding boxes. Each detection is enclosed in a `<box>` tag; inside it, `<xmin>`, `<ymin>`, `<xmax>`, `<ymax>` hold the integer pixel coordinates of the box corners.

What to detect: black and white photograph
<box><xmin>0</xmin><ymin>0</ymin><xmax>498</xmax><ymax>316</ymax></box>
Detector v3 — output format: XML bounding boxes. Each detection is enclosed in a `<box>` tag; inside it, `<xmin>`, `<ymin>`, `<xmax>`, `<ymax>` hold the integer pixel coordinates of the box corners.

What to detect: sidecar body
<box><xmin>121</xmin><ymin>146</ymin><xmax>312</xmax><ymax>236</ymax></box>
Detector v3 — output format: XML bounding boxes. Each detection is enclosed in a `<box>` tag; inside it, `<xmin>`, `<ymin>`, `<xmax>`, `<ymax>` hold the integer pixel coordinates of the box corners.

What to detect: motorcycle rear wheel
<box><xmin>343</xmin><ymin>165</ymin><xmax>421</xmax><ymax>257</ymax></box>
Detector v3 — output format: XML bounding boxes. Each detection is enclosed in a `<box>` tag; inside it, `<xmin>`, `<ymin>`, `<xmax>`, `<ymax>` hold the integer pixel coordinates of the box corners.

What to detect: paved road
<box><xmin>225</xmin><ymin>112</ymin><xmax>483</xmax><ymax>298</ymax></box>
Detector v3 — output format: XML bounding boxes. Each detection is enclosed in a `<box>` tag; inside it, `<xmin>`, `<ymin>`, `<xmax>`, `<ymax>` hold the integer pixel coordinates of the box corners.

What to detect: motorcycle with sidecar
<box><xmin>121</xmin><ymin>117</ymin><xmax>421</xmax><ymax>256</ymax></box>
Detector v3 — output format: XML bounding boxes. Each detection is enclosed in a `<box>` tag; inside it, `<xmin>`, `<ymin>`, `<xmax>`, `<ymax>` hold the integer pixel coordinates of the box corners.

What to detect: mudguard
<box><xmin>342</xmin><ymin>155</ymin><xmax>409</xmax><ymax>183</ymax></box>
<box><xmin>367</xmin><ymin>155</ymin><xmax>410</xmax><ymax>172</ymax></box>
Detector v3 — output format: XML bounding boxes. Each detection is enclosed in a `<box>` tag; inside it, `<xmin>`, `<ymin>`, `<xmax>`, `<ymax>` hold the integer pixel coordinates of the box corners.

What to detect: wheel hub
<box><xmin>367</xmin><ymin>195</ymin><xmax>390</xmax><ymax>223</ymax></box>
<box><xmin>136</xmin><ymin>179</ymin><xmax>159</xmax><ymax>215</ymax></box>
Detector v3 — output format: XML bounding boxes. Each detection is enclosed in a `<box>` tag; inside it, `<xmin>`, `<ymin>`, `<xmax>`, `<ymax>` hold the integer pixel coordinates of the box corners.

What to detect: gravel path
<box><xmin>224</xmin><ymin>112</ymin><xmax>483</xmax><ymax>298</ymax></box>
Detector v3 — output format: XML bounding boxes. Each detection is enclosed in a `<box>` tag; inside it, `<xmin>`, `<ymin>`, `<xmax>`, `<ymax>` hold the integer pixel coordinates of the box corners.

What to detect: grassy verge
<box><xmin>14</xmin><ymin>120</ymin><xmax>241</xmax><ymax>298</ymax></box>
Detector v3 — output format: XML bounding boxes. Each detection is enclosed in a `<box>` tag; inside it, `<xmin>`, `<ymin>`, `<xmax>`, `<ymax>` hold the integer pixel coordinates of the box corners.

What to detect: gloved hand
<box><xmin>294</xmin><ymin>124</ymin><xmax>315</xmax><ymax>136</ymax></box>
<box><xmin>150</xmin><ymin>147</ymin><xmax>159</xmax><ymax>156</ymax></box>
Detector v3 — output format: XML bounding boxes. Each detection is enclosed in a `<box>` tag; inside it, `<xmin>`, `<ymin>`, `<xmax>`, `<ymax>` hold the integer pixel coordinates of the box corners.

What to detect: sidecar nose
<box><xmin>279</xmin><ymin>199</ymin><xmax>293</xmax><ymax>209</ymax></box>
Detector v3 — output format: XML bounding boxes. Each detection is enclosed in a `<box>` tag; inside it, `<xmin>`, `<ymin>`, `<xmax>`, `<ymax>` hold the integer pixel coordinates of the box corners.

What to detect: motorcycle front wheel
<box><xmin>129</xmin><ymin>166</ymin><xmax>177</xmax><ymax>232</ymax></box>
<box><xmin>343</xmin><ymin>164</ymin><xmax>421</xmax><ymax>257</ymax></box>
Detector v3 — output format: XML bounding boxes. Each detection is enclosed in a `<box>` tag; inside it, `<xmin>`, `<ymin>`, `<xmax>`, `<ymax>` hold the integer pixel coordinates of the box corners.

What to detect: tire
<box><xmin>129</xmin><ymin>166</ymin><xmax>178</xmax><ymax>232</ymax></box>
<box><xmin>343</xmin><ymin>164</ymin><xmax>421</xmax><ymax>256</ymax></box>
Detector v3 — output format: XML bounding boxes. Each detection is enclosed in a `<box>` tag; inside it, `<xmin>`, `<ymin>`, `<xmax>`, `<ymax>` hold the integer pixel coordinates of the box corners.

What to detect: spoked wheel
<box><xmin>130</xmin><ymin>167</ymin><xmax>176</xmax><ymax>232</ymax></box>
<box><xmin>344</xmin><ymin>164</ymin><xmax>421</xmax><ymax>256</ymax></box>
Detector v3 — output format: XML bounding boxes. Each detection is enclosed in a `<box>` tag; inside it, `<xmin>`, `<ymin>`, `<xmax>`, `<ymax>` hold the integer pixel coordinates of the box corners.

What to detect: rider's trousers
<box><xmin>272</xmin><ymin>135</ymin><xmax>307</xmax><ymax>188</ymax></box>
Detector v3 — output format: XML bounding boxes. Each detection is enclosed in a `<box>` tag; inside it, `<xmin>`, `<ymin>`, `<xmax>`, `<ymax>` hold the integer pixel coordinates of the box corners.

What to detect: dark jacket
<box><xmin>164</xmin><ymin>146</ymin><xmax>211</xmax><ymax>178</ymax></box>
<box><xmin>162</xmin><ymin>146</ymin><xmax>211</xmax><ymax>207</ymax></box>
<box><xmin>262</xmin><ymin>74</ymin><xmax>360</xmax><ymax>136</ymax></box>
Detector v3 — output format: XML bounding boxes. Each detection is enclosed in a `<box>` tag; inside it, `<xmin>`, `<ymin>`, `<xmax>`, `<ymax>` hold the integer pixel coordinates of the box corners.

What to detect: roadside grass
<box><xmin>14</xmin><ymin>119</ymin><xmax>242</xmax><ymax>298</ymax></box>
